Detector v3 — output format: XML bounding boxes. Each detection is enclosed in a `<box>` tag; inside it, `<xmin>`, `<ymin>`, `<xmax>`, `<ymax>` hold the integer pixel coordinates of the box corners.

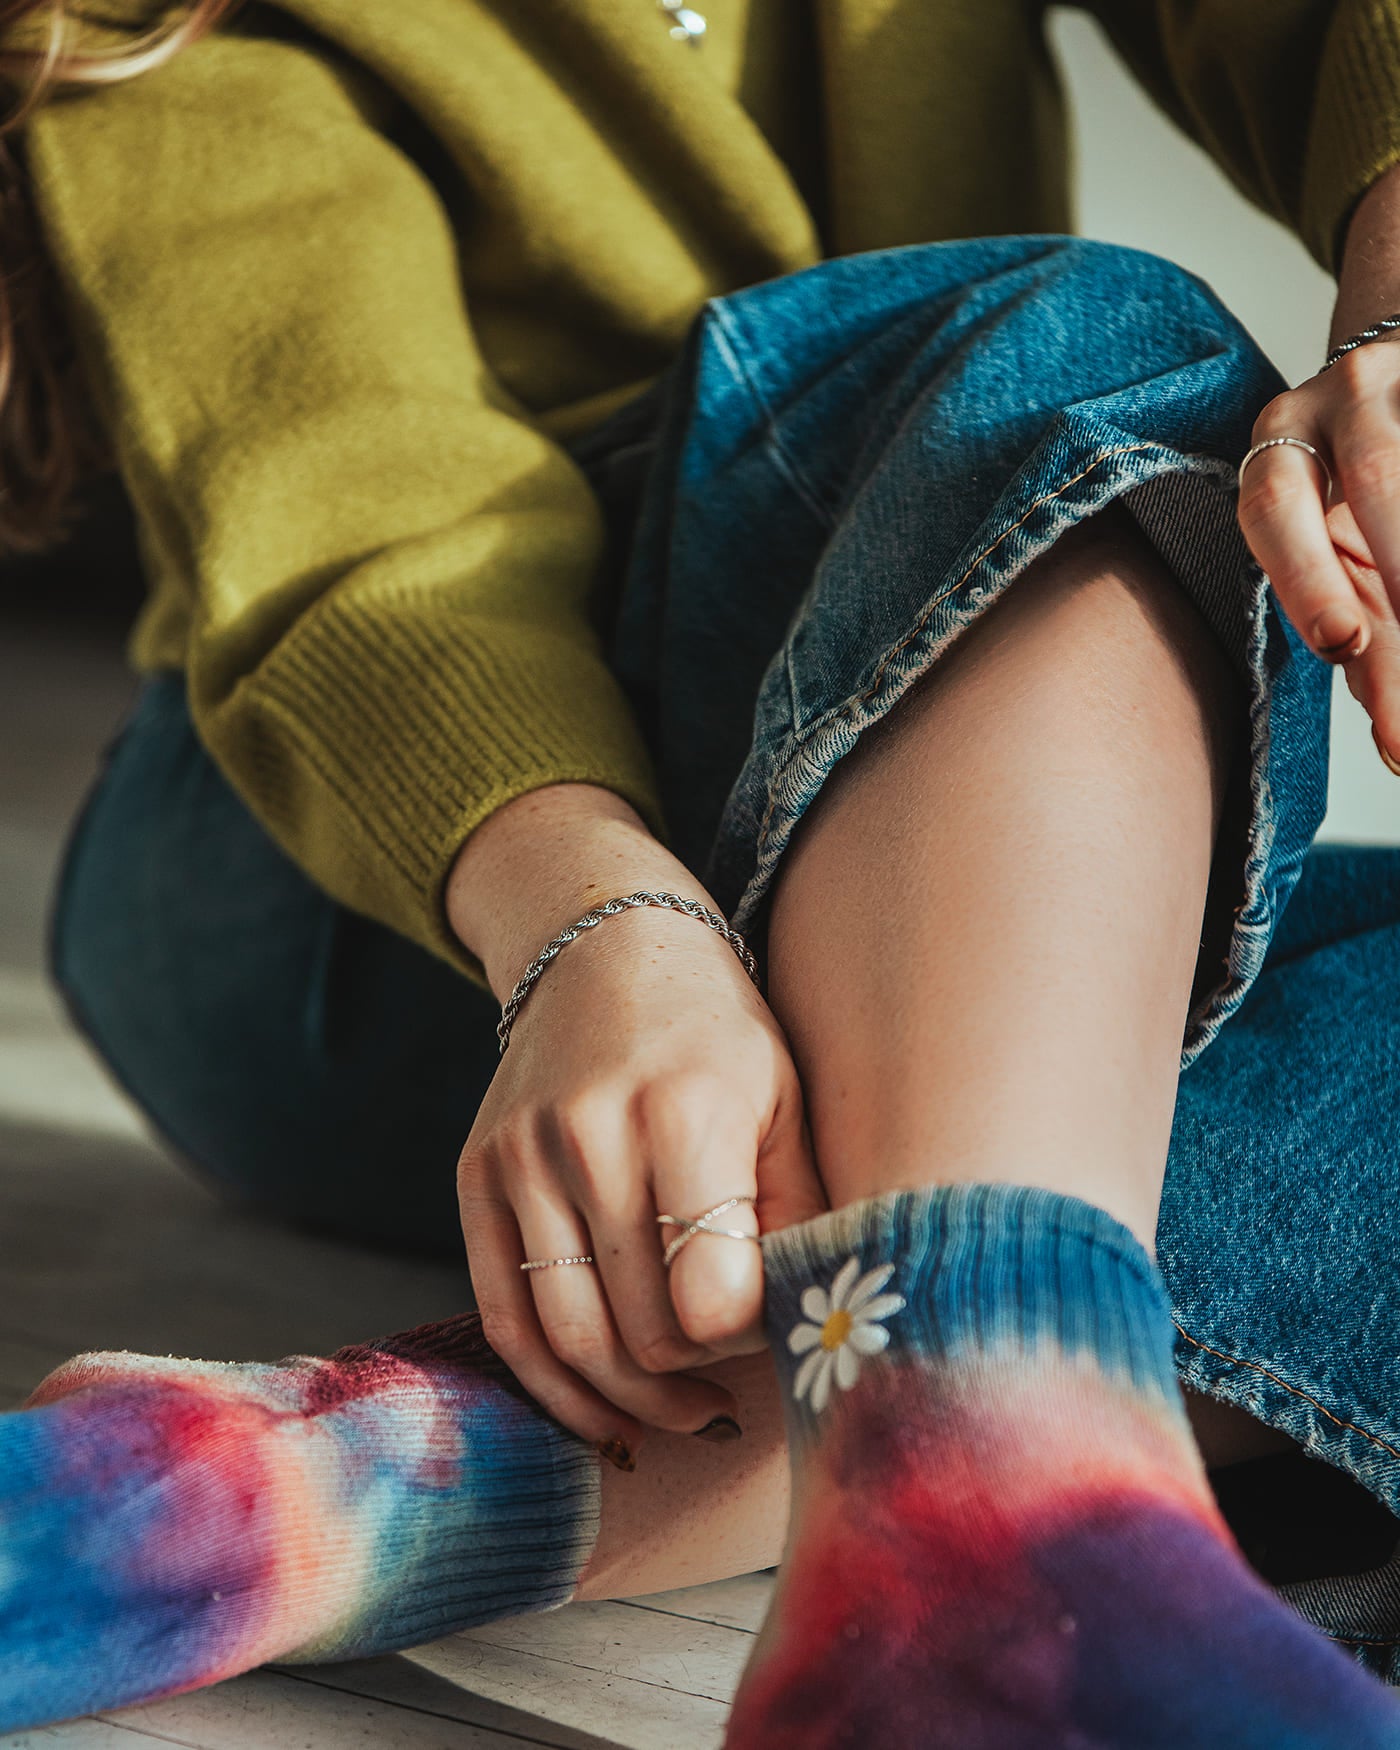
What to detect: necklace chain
<box><xmin>657</xmin><ymin>0</ymin><xmax>706</xmax><ymax>45</ymax></box>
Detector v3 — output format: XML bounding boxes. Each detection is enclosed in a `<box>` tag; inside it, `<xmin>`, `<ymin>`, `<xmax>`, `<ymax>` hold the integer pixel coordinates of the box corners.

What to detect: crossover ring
<box><xmin>1238</xmin><ymin>436</ymin><xmax>1333</xmax><ymax>505</ymax></box>
<box><xmin>520</xmin><ymin>1254</ymin><xmax>596</xmax><ymax>1272</ymax></box>
<box><xmin>657</xmin><ymin>1195</ymin><xmax>760</xmax><ymax>1269</ymax></box>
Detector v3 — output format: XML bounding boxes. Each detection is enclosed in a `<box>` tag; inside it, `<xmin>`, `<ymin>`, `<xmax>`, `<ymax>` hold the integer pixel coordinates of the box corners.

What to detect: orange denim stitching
<box><xmin>754</xmin><ymin>441</ymin><xmax>1161</xmax><ymax>851</ymax></box>
<box><xmin>1180</xmin><ymin>1322</ymin><xmax>1400</xmax><ymax>1650</ymax></box>
<box><xmin>1172</xmin><ymin>1322</ymin><xmax>1400</xmax><ymax>1463</ymax></box>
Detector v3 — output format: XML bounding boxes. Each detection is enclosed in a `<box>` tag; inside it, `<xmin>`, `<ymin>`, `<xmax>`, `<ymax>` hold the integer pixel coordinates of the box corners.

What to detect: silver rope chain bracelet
<box><xmin>1319</xmin><ymin>312</ymin><xmax>1400</xmax><ymax>373</ymax></box>
<box><xmin>496</xmin><ymin>890</ymin><xmax>762</xmax><ymax>1054</ymax></box>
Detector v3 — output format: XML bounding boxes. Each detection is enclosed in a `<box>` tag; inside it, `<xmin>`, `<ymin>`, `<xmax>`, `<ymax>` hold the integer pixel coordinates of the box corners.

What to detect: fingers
<box><xmin>1244</xmin><ymin>360</ymin><xmax>1400</xmax><ymax>770</ymax></box>
<box><xmin>519</xmin><ymin>1187</ymin><xmax>737</xmax><ymax>1435</ymax></box>
<box><xmin>754</xmin><ymin>1083</ymin><xmax>827</xmax><ymax>1236</ymax></box>
<box><xmin>459</xmin><ymin>1184</ymin><xmax>648</xmax><ymax>1455</ymax></box>
<box><xmin>1325</xmin><ymin>397</ymin><xmax>1400</xmax><ymax>762</ymax></box>
<box><xmin>1237</xmin><ymin>419</ymin><xmax>1369</xmax><ymax>664</ymax></box>
<box><xmin>532</xmin><ymin>1092</ymin><xmax>731</xmax><ymax>1407</ymax></box>
<box><xmin>1325</xmin><ymin>352</ymin><xmax>1400</xmax><ymax>633</ymax></box>
<box><xmin>1328</xmin><ymin>507</ymin><xmax>1400</xmax><ymax>764</ymax></box>
<box><xmin>642</xmin><ymin>1074</ymin><xmax>769</xmax><ymax>1357</ymax></box>
<box><xmin>460</xmin><ymin>1017</ymin><xmax>820</xmax><ymax>1444</ymax></box>
<box><xmin>545</xmin><ymin>1098</ymin><xmax>714</xmax><ymax>1383</ymax></box>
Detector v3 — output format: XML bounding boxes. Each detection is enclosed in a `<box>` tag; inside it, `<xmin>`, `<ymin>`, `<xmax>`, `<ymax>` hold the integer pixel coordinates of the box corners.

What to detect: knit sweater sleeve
<box><xmin>1071</xmin><ymin>0</ymin><xmax>1400</xmax><ymax>275</ymax></box>
<box><xmin>25</xmin><ymin>22</ymin><xmax>665</xmax><ymax>989</ymax></box>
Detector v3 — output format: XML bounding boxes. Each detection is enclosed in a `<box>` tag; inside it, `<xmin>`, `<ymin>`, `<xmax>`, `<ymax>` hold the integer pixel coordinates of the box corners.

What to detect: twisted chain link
<box><xmin>1320</xmin><ymin>312</ymin><xmax>1400</xmax><ymax>373</ymax></box>
<box><xmin>497</xmin><ymin>890</ymin><xmax>761</xmax><ymax>1053</ymax></box>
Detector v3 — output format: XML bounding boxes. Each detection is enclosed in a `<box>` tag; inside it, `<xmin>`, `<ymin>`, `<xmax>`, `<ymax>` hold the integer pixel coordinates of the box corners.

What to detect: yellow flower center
<box><xmin>820</xmin><ymin>1309</ymin><xmax>853</xmax><ymax>1351</ymax></box>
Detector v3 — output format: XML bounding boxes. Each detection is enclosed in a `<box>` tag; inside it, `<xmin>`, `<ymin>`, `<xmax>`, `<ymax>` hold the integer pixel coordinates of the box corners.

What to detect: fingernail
<box><xmin>1374</xmin><ymin>727</ymin><xmax>1400</xmax><ymax>777</ymax></box>
<box><xmin>693</xmin><ymin>1415</ymin><xmax>743</xmax><ymax>1443</ymax></box>
<box><xmin>595</xmin><ymin>1437</ymin><xmax>637</xmax><ymax>1473</ymax></box>
<box><xmin>1311</xmin><ymin>607</ymin><xmax>1366</xmax><ymax>663</ymax></box>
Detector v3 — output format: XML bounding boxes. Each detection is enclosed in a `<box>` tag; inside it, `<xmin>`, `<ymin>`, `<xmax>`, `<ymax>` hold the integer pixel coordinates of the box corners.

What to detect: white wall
<box><xmin>1050</xmin><ymin>8</ymin><xmax>1400</xmax><ymax>844</ymax></box>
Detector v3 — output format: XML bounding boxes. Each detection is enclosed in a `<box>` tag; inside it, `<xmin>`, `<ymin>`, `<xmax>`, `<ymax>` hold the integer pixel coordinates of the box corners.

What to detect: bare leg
<box><xmin>579</xmin><ymin>505</ymin><xmax>1293</xmax><ymax>1602</ymax></box>
<box><xmin>767</xmin><ymin>504</ymin><xmax>1233</xmax><ymax>1242</ymax></box>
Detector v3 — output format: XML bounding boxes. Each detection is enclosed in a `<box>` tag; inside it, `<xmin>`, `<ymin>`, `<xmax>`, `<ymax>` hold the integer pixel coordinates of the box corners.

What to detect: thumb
<box><xmin>755</xmin><ymin>1089</ymin><xmax>827</xmax><ymax>1238</ymax></box>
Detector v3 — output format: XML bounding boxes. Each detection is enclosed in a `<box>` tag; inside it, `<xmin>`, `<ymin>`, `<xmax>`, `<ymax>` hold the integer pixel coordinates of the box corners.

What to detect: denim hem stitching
<box><xmin>728</xmin><ymin>444</ymin><xmax>1286</xmax><ymax>1078</ymax></box>
<box><xmin>1171</xmin><ymin>1321</ymin><xmax>1400</xmax><ymax>1463</ymax></box>
<box><xmin>754</xmin><ymin>440</ymin><xmax>1162</xmax><ymax>814</ymax></box>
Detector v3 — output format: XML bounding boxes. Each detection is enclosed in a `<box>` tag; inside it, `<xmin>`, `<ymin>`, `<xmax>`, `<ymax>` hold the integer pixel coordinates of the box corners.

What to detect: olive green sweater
<box><xmin>23</xmin><ymin>0</ymin><xmax>1400</xmax><ymax>983</ymax></box>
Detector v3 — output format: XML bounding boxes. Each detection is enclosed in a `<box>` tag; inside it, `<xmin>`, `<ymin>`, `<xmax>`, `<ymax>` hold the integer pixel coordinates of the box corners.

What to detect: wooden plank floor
<box><xmin>0</xmin><ymin>617</ymin><xmax>768</xmax><ymax>1749</ymax></box>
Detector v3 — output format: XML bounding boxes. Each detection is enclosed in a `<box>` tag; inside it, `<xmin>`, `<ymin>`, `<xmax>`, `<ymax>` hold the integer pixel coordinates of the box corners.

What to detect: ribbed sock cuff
<box><xmin>301</xmin><ymin>1397</ymin><xmax>602</xmax><ymax>1661</ymax></box>
<box><xmin>278</xmin><ymin>1317</ymin><xmax>605</xmax><ymax>1661</ymax></box>
<box><xmin>762</xmin><ymin>1183</ymin><xmax>1181</xmax><ymax>1429</ymax></box>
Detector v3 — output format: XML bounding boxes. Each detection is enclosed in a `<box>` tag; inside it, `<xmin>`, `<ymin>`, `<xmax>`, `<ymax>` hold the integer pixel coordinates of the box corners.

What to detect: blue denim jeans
<box><xmin>50</xmin><ymin>237</ymin><xmax>1400</xmax><ymax>1668</ymax></box>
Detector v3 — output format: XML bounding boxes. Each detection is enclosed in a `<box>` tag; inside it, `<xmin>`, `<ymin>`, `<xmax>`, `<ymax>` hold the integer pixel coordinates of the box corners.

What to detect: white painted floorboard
<box><xmin>0</xmin><ymin>620</ymin><xmax>769</xmax><ymax>1748</ymax></box>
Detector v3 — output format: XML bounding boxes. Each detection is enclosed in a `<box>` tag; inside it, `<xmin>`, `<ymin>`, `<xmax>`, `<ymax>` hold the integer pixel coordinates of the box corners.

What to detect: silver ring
<box><xmin>1238</xmin><ymin>436</ymin><xmax>1333</xmax><ymax>504</ymax></box>
<box><xmin>657</xmin><ymin>1196</ymin><xmax>760</xmax><ymax>1269</ymax></box>
<box><xmin>520</xmin><ymin>1254</ymin><xmax>595</xmax><ymax>1272</ymax></box>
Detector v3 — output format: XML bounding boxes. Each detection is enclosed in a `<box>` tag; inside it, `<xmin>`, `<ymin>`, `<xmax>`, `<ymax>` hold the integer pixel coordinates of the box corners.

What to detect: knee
<box><xmin>51</xmin><ymin>801</ymin><xmax>316</xmax><ymax>1210</ymax></box>
<box><xmin>1045</xmin><ymin>238</ymin><xmax>1255</xmax><ymax>363</ymax></box>
<box><xmin>991</xmin><ymin>239</ymin><xmax>1267</xmax><ymax>403</ymax></box>
<box><xmin>48</xmin><ymin>683</ymin><xmax>491</xmax><ymax>1258</ymax></box>
<box><xmin>55</xmin><ymin>867</ymin><xmax>476</xmax><ymax>1254</ymax></box>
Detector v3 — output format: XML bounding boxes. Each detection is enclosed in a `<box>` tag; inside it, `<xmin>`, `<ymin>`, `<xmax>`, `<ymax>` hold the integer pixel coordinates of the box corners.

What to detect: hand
<box><xmin>1238</xmin><ymin>372</ymin><xmax>1400</xmax><ymax>770</ymax></box>
<box><xmin>1236</xmin><ymin>164</ymin><xmax>1400</xmax><ymax>773</ymax></box>
<box><xmin>448</xmin><ymin>787</ymin><xmax>826</xmax><ymax>1456</ymax></box>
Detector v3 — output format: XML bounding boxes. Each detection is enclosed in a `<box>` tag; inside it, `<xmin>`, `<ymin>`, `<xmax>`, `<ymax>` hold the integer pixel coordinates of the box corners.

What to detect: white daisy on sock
<box><xmin>787</xmin><ymin>1256</ymin><xmax>906</xmax><ymax>1414</ymax></box>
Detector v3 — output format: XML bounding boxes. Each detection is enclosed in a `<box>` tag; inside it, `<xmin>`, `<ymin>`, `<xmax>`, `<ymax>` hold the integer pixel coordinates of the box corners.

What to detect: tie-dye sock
<box><xmin>727</xmin><ymin>1184</ymin><xmax>1400</xmax><ymax>1750</ymax></box>
<box><xmin>0</xmin><ymin>1314</ymin><xmax>601</xmax><ymax>1734</ymax></box>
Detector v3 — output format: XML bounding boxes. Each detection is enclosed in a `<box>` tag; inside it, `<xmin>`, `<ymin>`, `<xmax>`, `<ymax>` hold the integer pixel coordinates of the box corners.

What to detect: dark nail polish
<box><xmin>596</xmin><ymin>1437</ymin><xmax>637</xmax><ymax>1473</ymax></box>
<box><xmin>693</xmin><ymin>1415</ymin><xmax>743</xmax><ymax>1443</ymax></box>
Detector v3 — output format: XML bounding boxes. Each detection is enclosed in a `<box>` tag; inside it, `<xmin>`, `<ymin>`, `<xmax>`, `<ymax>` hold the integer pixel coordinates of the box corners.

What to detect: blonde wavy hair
<box><xmin>0</xmin><ymin>0</ymin><xmax>240</xmax><ymax>550</ymax></box>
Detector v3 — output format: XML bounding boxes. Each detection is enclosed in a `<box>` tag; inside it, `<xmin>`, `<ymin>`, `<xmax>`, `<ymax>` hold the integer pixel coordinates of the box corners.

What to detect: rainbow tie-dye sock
<box><xmin>0</xmin><ymin>1314</ymin><xmax>600</xmax><ymax>1734</ymax></box>
<box><xmin>727</xmin><ymin>1184</ymin><xmax>1400</xmax><ymax>1749</ymax></box>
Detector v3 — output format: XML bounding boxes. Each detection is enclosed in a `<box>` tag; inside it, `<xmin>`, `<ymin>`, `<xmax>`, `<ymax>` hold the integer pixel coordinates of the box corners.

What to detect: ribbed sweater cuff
<box><xmin>194</xmin><ymin>608</ymin><xmax>667</xmax><ymax>992</ymax></box>
<box><xmin>1303</xmin><ymin>0</ymin><xmax>1400</xmax><ymax>274</ymax></box>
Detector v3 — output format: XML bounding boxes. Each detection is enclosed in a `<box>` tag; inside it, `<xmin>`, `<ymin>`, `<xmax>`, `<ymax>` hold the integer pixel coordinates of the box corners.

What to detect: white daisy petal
<box><xmin>852</xmin><ymin>1293</ymin><xmax>906</xmax><ymax>1326</ymax></box>
<box><xmin>808</xmin><ymin>1352</ymin><xmax>834</xmax><ymax>1414</ymax></box>
<box><xmin>828</xmin><ymin>1256</ymin><xmax>862</xmax><ymax>1312</ymax></box>
<box><xmin>788</xmin><ymin>1322</ymin><xmax>823</xmax><ymax>1356</ymax></box>
<box><xmin>834</xmin><ymin>1342</ymin><xmax>861</xmax><ymax>1391</ymax></box>
<box><xmin>793</xmin><ymin>1347</ymin><xmax>826</xmax><ymax>1403</ymax></box>
<box><xmin>800</xmin><ymin>1285</ymin><xmax>830</xmax><ymax>1324</ymax></box>
<box><xmin>847</xmin><ymin>1321</ymin><xmax>891</xmax><ymax>1356</ymax></box>
<box><xmin>847</xmin><ymin>1263</ymin><xmax>896</xmax><ymax>1311</ymax></box>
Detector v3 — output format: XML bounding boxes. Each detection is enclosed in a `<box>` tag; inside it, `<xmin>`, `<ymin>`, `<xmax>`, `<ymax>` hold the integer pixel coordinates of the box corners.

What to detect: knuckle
<box><xmin>1252</xmin><ymin>393</ymin><xmax>1300</xmax><ymax>442</ymax></box>
<box><xmin>455</xmin><ymin>1136</ymin><xmax>490</xmax><ymax>1187</ymax></box>
<box><xmin>547</xmin><ymin>1316</ymin><xmax>613</xmax><ymax>1374</ymax></box>
<box><xmin>499</xmin><ymin>1107</ymin><xmax>548</xmax><ymax>1159</ymax></box>
<box><xmin>641</xmin><ymin>1070</ymin><xmax>729</xmax><ymax>1134</ymax></box>
<box><xmin>1238</xmin><ymin>470</ymin><xmax>1301</xmax><ymax>524</ymax></box>
<box><xmin>631</xmin><ymin>1330</ymin><xmax>696</xmax><ymax>1375</ymax></box>
<box><xmin>673</xmin><ymin>1285</ymin><xmax>747</xmax><ymax>1350</ymax></box>
<box><xmin>1334</xmin><ymin>345</ymin><xmax>1396</xmax><ymax>396</ymax></box>
<box><xmin>465</xmin><ymin>1111</ymin><xmax>537</xmax><ymax>1178</ymax></box>
<box><xmin>553</xmin><ymin>1090</ymin><xmax>617</xmax><ymax>1160</ymax></box>
<box><xmin>479</xmin><ymin>1307</ymin><xmax>532</xmax><ymax>1364</ymax></box>
<box><xmin>455</xmin><ymin>1158</ymin><xmax>482</xmax><ymax>1203</ymax></box>
<box><xmin>1343</xmin><ymin>452</ymin><xmax>1400</xmax><ymax>502</ymax></box>
<box><xmin>676</xmin><ymin>1075</ymin><xmax>730</xmax><ymax>1124</ymax></box>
